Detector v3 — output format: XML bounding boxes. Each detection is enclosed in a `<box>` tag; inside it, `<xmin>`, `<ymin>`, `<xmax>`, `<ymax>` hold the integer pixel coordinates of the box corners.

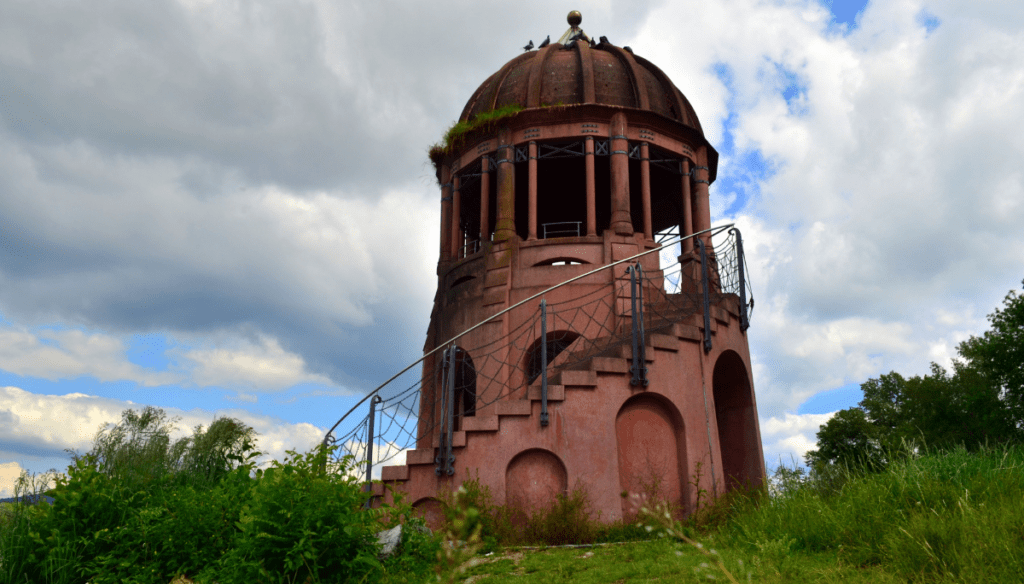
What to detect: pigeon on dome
<box><xmin>556</xmin><ymin>10</ymin><xmax>591</xmax><ymax>45</ymax></box>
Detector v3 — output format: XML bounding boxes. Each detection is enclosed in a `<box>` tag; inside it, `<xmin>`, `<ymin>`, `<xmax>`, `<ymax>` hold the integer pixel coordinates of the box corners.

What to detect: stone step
<box><xmin>461</xmin><ymin>415</ymin><xmax>499</xmax><ymax>432</ymax></box>
<box><xmin>496</xmin><ymin>400</ymin><xmax>532</xmax><ymax>416</ymax></box>
<box><xmin>527</xmin><ymin>384</ymin><xmax>564</xmax><ymax>401</ymax></box>
<box><xmin>551</xmin><ymin>369</ymin><xmax>597</xmax><ymax>388</ymax></box>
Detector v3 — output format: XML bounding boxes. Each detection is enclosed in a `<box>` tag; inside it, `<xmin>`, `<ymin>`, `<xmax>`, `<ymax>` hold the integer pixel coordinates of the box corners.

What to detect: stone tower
<box><xmin>370</xmin><ymin>12</ymin><xmax>765</xmax><ymax>524</ymax></box>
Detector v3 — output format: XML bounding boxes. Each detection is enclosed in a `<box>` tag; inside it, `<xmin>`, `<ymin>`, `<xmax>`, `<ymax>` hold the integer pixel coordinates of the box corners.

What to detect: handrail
<box><xmin>323</xmin><ymin>223</ymin><xmax>734</xmax><ymax>439</ymax></box>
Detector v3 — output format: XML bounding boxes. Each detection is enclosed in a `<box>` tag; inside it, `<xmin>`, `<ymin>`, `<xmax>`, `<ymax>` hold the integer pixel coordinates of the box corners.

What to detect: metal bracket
<box><xmin>697</xmin><ymin>239</ymin><xmax>713</xmax><ymax>353</ymax></box>
<box><xmin>730</xmin><ymin>227</ymin><xmax>750</xmax><ymax>332</ymax></box>
<box><xmin>540</xmin><ymin>300</ymin><xmax>549</xmax><ymax>427</ymax></box>
<box><xmin>363</xmin><ymin>394</ymin><xmax>382</xmax><ymax>508</ymax></box>
<box><xmin>628</xmin><ymin>263</ymin><xmax>649</xmax><ymax>387</ymax></box>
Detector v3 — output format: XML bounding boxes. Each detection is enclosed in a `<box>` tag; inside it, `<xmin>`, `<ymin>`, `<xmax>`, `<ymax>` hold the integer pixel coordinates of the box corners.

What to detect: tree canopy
<box><xmin>806</xmin><ymin>280</ymin><xmax>1023</xmax><ymax>472</ymax></box>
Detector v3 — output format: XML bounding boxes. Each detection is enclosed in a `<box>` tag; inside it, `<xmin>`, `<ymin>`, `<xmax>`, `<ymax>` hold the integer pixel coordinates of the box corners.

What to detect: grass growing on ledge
<box><xmin>428</xmin><ymin>104</ymin><xmax>524</xmax><ymax>169</ymax></box>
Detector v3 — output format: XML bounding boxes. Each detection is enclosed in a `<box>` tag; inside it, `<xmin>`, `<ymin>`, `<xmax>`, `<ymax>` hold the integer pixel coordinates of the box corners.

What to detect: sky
<box><xmin>2</xmin><ymin>0</ymin><xmax>1023</xmax><ymax>496</ymax></box>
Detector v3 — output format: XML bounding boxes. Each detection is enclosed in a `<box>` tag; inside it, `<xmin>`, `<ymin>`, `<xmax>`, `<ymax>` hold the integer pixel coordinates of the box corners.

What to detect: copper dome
<box><xmin>459</xmin><ymin>41</ymin><xmax>704</xmax><ymax>135</ymax></box>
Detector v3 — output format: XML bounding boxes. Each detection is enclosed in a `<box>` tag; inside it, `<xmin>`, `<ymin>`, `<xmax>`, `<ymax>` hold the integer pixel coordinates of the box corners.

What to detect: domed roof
<box><xmin>459</xmin><ymin>39</ymin><xmax>704</xmax><ymax>135</ymax></box>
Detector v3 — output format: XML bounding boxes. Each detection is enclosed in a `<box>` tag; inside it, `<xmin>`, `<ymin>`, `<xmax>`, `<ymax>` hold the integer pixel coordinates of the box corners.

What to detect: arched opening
<box><xmin>615</xmin><ymin>393</ymin><xmax>687</xmax><ymax>518</ymax></box>
<box><xmin>454</xmin><ymin>159</ymin><xmax>495</xmax><ymax>253</ymax></box>
<box><xmin>505</xmin><ymin>448</ymin><xmax>568</xmax><ymax>512</ymax></box>
<box><xmin>712</xmin><ymin>350</ymin><xmax>761</xmax><ymax>491</ymax></box>
<box><xmin>532</xmin><ymin>257</ymin><xmax>589</xmax><ymax>267</ymax></box>
<box><xmin>523</xmin><ymin>330</ymin><xmax>581</xmax><ymax>385</ymax></box>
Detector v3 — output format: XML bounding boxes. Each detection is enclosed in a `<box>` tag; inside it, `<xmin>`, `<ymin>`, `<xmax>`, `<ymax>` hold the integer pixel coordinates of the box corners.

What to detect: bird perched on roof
<box><xmin>523</xmin><ymin>39</ymin><xmax>534</xmax><ymax>51</ymax></box>
<box><xmin>623</xmin><ymin>46</ymin><xmax>633</xmax><ymax>54</ymax></box>
<box><xmin>538</xmin><ymin>35</ymin><xmax>550</xmax><ymax>49</ymax></box>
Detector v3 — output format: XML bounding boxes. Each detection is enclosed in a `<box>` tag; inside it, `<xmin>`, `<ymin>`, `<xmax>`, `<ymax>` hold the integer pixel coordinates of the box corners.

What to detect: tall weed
<box><xmin>723</xmin><ymin>444</ymin><xmax>1024</xmax><ymax>580</ymax></box>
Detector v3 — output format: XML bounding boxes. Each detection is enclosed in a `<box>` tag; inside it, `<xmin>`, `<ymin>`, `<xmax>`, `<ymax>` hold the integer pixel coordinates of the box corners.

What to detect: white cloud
<box><xmin>0</xmin><ymin>461</ymin><xmax>26</xmax><ymax>498</ymax></box>
<box><xmin>760</xmin><ymin>412</ymin><xmax>836</xmax><ymax>468</ymax></box>
<box><xmin>638</xmin><ymin>0</ymin><xmax>1024</xmax><ymax>428</ymax></box>
<box><xmin>184</xmin><ymin>335</ymin><xmax>333</xmax><ymax>391</ymax></box>
<box><xmin>0</xmin><ymin>386</ymin><xmax>326</xmax><ymax>473</ymax></box>
<box><xmin>0</xmin><ymin>327</ymin><xmax>178</xmax><ymax>386</ymax></box>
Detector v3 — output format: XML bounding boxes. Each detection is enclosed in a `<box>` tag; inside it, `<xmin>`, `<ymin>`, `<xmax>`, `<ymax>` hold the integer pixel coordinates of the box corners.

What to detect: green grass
<box><xmin>6</xmin><ymin>414</ymin><xmax>1023</xmax><ymax>583</ymax></box>
<box><xmin>431</xmin><ymin>444</ymin><xmax>1024</xmax><ymax>583</ymax></box>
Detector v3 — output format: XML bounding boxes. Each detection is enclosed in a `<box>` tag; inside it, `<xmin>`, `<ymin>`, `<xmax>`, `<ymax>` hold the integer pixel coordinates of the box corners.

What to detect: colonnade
<box><xmin>438</xmin><ymin>124</ymin><xmax>713</xmax><ymax>261</ymax></box>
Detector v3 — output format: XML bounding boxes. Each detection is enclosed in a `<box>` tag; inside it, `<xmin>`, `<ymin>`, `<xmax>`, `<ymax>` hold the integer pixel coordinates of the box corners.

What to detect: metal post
<box><xmin>628</xmin><ymin>263</ymin><xmax>648</xmax><ymax>387</ymax></box>
<box><xmin>697</xmin><ymin>239</ymin><xmax>713</xmax><ymax>353</ymax></box>
<box><xmin>636</xmin><ymin>263</ymin><xmax>648</xmax><ymax>387</ymax></box>
<box><xmin>540</xmin><ymin>299</ymin><xmax>549</xmax><ymax>427</ymax></box>
<box><xmin>444</xmin><ymin>348</ymin><xmax>456</xmax><ymax>476</ymax></box>
<box><xmin>435</xmin><ymin>347</ymin><xmax>455</xmax><ymax>476</ymax></box>
<box><xmin>730</xmin><ymin>228</ymin><xmax>749</xmax><ymax>332</ymax></box>
<box><xmin>363</xmin><ymin>394</ymin><xmax>381</xmax><ymax>509</ymax></box>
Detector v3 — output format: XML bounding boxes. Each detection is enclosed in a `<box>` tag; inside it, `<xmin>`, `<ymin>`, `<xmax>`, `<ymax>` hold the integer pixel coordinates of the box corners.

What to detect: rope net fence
<box><xmin>323</xmin><ymin>225</ymin><xmax>752</xmax><ymax>481</ymax></box>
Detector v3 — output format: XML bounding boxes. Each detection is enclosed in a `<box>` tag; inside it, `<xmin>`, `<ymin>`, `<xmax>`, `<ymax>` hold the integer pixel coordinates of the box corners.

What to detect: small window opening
<box><xmin>533</xmin><ymin>257</ymin><xmax>588</xmax><ymax>267</ymax></box>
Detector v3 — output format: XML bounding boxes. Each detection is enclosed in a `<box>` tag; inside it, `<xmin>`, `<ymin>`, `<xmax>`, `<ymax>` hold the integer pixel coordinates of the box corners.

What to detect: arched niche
<box><xmin>616</xmin><ymin>393</ymin><xmax>687</xmax><ymax>518</ymax></box>
<box><xmin>505</xmin><ymin>448</ymin><xmax>568</xmax><ymax>512</ymax></box>
<box><xmin>712</xmin><ymin>350</ymin><xmax>760</xmax><ymax>491</ymax></box>
<box><xmin>412</xmin><ymin>497</ymin><xmax>444</xmax><ymax>530</ymax></box>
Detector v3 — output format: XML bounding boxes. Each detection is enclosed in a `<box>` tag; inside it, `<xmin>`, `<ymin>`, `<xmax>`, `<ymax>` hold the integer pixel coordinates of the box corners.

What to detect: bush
<box><xmin>1</xmin><ymin>408</ymin><xmax>437</xmax><ymax>584</ymax></box>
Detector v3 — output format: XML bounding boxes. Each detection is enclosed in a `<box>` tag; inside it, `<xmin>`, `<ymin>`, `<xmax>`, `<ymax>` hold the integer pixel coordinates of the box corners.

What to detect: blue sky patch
<box><xmin>126</xmin><ymin>332</ymin><xmax>174</xmax><ymax>371</ymax></box>
<box><xmin>797</xmin><ymin>382</ymin><xmax>863</xmax><ymax>414</ymax></box>
<box><xmin>825</xmin><ymin>0</ymin><xmax>869</xmax><ymax>30</ymax></box>
<box><xmin>917</xmin><ymin>10</ymin><xmax>940</xmax><ymax>34</ymax></box>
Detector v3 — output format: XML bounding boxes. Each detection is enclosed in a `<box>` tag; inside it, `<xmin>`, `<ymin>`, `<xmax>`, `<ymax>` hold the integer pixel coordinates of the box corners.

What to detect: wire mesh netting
<box><xmin>323</xmin><ymin>226</ymin><xmax>753</xmax><ymax>481</ymax></box>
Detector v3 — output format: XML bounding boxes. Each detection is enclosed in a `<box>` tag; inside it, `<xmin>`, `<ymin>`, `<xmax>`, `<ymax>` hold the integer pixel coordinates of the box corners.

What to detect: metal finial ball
<box><xmin>567</xmin><ymin>11</ymin><xmax>582</xmax><ymax>27</ymax></box>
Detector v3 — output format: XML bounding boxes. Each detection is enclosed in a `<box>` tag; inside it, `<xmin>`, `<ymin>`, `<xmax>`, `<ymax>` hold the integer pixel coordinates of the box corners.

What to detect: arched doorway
<box><xmin>712</xmin><ymin>350</ymin><xmax>761</xmax><ymax>491</ymax></box>
<box><xmin>615</xmin><ymin>393</ymin><xmax>686</xmax><ymax>518</ymax></box>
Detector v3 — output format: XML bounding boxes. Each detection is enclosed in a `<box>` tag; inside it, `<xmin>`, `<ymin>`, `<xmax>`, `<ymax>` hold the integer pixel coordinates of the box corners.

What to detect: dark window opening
<box><xmin>628</xmin><ymin>157</ymin><xmax>644</xmax><ymax>235</ymax></box>
<box><xmin>524</xmin><ymin>331</ymin><xmax>581</xmax><ymax>385</ymax></box>
<box><xmin>456</xmin><ymin>166</ymin><xmax>483</xmax><ymax>257</ymax></box>
<box><xmin>649</xmin><ymin>146</ymin><xmax>686</xmax><ymax>235</ymax></box>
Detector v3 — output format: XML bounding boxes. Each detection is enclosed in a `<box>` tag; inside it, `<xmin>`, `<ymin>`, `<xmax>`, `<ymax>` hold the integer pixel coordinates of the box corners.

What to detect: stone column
<box><xmin>609</xmin><ymin>112</ymin><xmax>632</xmax><ymax>235</ymax></box>
<box><xmin>439</xmin><ymin>165</ymin><xmax>452</xmax><ymax>260</ymax></box>
<box><xmin>585</xmin><ymin>137</ymin><xmax>596</xmax><ymax>236</ymax></box>
<box><xmin>480</xmin><ymin>156</ymin><xmax>490</xmax><ymax>244</ymax></box>
<box><xmin>640</xmin><ymin>141</ymin><xmax>652</xmax><ymax>240</ymax></box>
<box><xmin>494</xmin><ymin>130</ymin><xmax>516</xmax><ymax>242</ymax></box>
<box><xmin>528</xmin><ymin>141</ymin><xmax>538</xmax><ymax>240</ymax></box>
<box><xmin>681</xmin><ymin>159</ymin><xmax>694</xmax><ymax>254</ymax></box>
<box><xmin>693</xmin><ymin>151</ymin><xmax>712</xmax><ymax>248</ymax></box>
<box><xmin>451</xmin><ymin>175</ymin><xmax>462</xmax><ymax>258</ymax></box>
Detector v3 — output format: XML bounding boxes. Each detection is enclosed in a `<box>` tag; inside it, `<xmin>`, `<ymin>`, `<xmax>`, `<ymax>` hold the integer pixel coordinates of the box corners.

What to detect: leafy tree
<box><xmin>957</xmin><ymin>281</ymin><xmax>1024</xmax><ymax>427</ymax></box>
<box><xmin>804</xmin><ymin>407</ymin><xmax>884</xmax><ymax>472</ymax></box>
<box><xmin>79</xmin><ymin>406</ymin><xmax>257</xmax><ymax>491</ymax></box>
<box><xmin>808</xmin><ymin>281</ymin><xmax>1023</xmax><ymax>473</ymax></box>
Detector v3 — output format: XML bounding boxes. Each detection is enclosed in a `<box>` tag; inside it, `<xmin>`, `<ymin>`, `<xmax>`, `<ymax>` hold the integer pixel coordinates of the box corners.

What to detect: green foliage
<box><xmin>213</xmin><ymin>447</ymin><xmax>390</xmax><ymax>584</ymax></box>
<box><xmin>428</xmin><ymin>104</ymin><xmax>524</xmax><ymax>169</ymax></box>
<box><xmin>724</xmin><ymin>444</ymin><xmax>1024</xmax><ymax>581</ymax></box>
<box><xmin>958</xmin><ymin>280</ymin><xmax>1024</xmax><ymax>427</ymax></box>
<box><xmin>808</xmin><ymin>281</ymin><xmax>1024</xmax><ymax>477</ymax></box>
<box><xmin>1</xmin><ymin>407</ymin><xmax>437</xmax><ymax>584</ymax></box>
<box><xmin>518</xmin><ymin>485</ymin><xmax>599</xmax><ymax>546</ymax></box>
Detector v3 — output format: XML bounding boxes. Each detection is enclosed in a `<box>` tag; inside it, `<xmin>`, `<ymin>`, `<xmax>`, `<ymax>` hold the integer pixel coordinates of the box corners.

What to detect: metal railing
<box><xmin>542</xmin><ymin>222</ymin><xmax>582</xmax><ymax>239</ymax></box>
<box><xmin>322</xmin><ymin>224</ymin><xmax>753</xmax><ymax>487</ymax></box>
